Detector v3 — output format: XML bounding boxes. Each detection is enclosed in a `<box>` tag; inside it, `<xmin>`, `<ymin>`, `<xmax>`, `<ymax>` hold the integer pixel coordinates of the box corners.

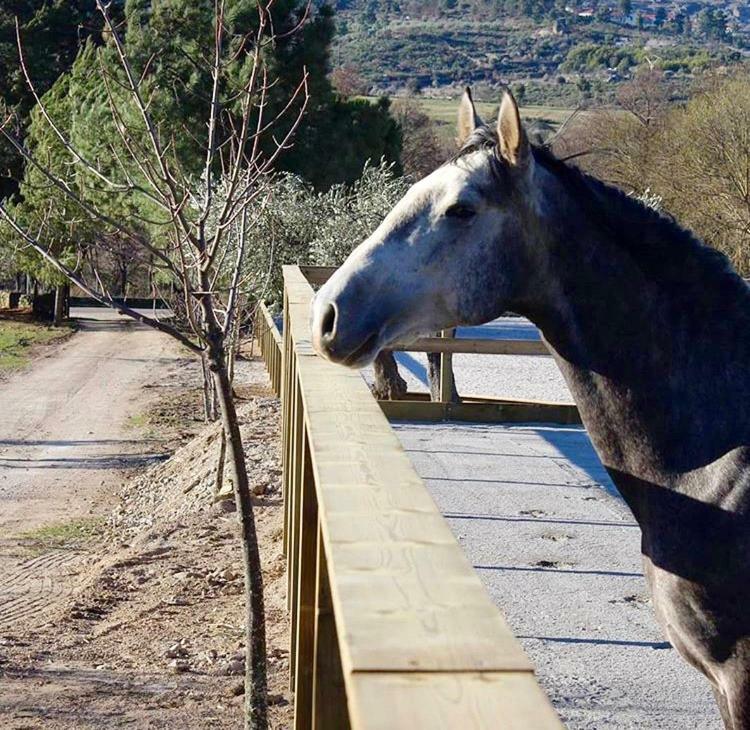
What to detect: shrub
<box><xmin>209</xmin><ymin>160</ymin><xmax>411</xmax><ymax>309</ymax></box>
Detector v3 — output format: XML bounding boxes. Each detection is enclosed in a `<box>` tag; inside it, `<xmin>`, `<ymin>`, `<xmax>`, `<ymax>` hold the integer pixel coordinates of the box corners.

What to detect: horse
<box><xmin>310</xmin><ymin>88</ymin><xmax>750</xmax><ymax>728</ymax></box>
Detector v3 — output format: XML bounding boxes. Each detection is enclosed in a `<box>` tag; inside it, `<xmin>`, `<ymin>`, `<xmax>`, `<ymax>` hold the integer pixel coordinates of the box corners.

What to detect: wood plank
<box><xmin>438</xmin><ymin>329</ymin><xmax>454</xmax><ymax>403</ymax></box>
<box><xmin>313</xmin><ymin>528</ymin><xmax>351</xmax><ymax>730</ymax></box>
<box><xmin>300</xmin><ymin>265</ymin><xmax>338</xmax><ymax>286</ymax></box>
<box><xmin>326</xmin><ymin>540</ymin><xmax>532</xmax><ymax>673</ymax></box>
<box><xmin>347</xmin><ymin>672</ymin><xmax>563</xmax><ymax>730</ymax></box>
<box><xmin>294</xmin><ymin>428</ymin><xmax>319</xmax><ymax>730</ymax></box>
<box><xmin>289</xmin><ymin>381</ymin><xmax>305</xmax><ymax>687</ymax></box>
<box><xmin>390</xmin><ymin>336</ymin><xmax>550</xmax><ymax>356</ymax></box>
<box><xmin>281</xmin><ymin>292</ymin><xmax>292</xmax><ymax>559</ymax></box>
<box><xmin>258</xmin><ymin>301</ymin><xmax>282</xmax><ymax>346</ymax></box>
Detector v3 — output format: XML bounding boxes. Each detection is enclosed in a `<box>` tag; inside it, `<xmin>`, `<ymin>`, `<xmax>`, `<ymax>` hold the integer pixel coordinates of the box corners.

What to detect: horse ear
<box><xmin>496</xmin><ymin>90</ymin><xmax>529</xmax><ymax>167</ymax></box>
<box><xmin>457</xmin><ymin>87</ymin><xmax>483</xmax><ymax>148</ymax></box>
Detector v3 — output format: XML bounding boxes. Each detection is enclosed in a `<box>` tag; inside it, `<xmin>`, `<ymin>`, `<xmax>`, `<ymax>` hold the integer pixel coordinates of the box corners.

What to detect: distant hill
<box><xmin>330</xmin><ymin>0</ymin><xmax>749</xmax><ymax>103</ymax></box>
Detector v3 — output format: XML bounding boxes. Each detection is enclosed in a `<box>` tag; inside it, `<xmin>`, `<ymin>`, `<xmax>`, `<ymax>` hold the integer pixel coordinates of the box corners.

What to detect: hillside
<box><xmin>331</xmin><ymin>0</ymin><xmax>749</xmax><ymax>102</ymax></box>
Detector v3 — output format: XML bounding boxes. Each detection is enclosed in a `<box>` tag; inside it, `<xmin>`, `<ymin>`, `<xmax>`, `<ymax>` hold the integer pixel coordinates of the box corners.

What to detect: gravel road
<box><xmin>382</xmin><ymin>316</ymin><xmax>722</xmax><ymax>728</ymax></box>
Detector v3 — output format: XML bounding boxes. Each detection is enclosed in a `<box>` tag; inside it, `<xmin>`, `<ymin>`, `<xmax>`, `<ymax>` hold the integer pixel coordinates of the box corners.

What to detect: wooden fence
<box><xmin>254</xmin><ymin>302</ymin><xmax>283</xmax><ymax>396</ymax></box>
<box><xmin>260</xmin><ymin>265</ymin><xmax>562</xmax><ymax>729</ymax></box>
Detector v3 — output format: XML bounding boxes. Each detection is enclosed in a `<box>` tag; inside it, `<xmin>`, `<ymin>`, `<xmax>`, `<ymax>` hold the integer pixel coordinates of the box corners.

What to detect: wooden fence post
<box><xmin>293</xmin><ymin>426</ymin><xmax>319</xmax><ymax>730</ymax></box>
<box><xmin>439</xmin><ymin>329</ymin><xmax>455</xmax><ymax>404</ymax></box>
<box><xmin>312</xmin><ymin>528</ymin><xmax>350</xmax><ymax>730</ymax></box>
<box><xmin>288</xmin><ymin>381</ymin><xmax>304</xmax><ymax>688</ymax></box>
<box><xmin>281</xmin><ymin>293</ymin><xmax>292</xmax><ymax>559</ymax></box>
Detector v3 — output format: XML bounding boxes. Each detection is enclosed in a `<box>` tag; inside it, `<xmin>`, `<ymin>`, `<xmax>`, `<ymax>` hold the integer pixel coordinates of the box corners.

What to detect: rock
<box><xmin>199</xmin><ymin>649</ymin><xmax>218</xmax><ymax>665</ymax></box>
<box><xmin>169</xmin><ymin>659</ymin><xmax>190</xmax><ymax>673</ymax></box>
<box><xmin>164</xmin><ymin>641</ymin><xmax>188</xmax><ymax>659</ymax></box>
<box><xmin>224</xmin><ymin>658</ymin><xmax>244</xmax><ymax>676</ymax></box>
<box><xmin>214</xmin><ymin>499</ymin><xmax>236</xmax><ymax>514</ymax></box>
<box><xmin>218</xmin><ymin>568</ymin><xmax>241</xmax><ymax>582</ymax></box>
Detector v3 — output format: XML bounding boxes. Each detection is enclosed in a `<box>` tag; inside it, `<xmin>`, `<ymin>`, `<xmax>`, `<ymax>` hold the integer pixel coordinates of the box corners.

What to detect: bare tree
<box><xmin>616</xmin><ymin>67</ymin><xmax>672</xmax><ymax>127</ymax></box>
<box><xmin>391</xmin><ymin>98</ymin><xmax>451</xmax><ymax>180</ymax></box>
<box><xmin>330</xmin><ymin>63</ymin><xmax>369</xmax><ymax>97</ymax></box>
<box><xmin>0</xmin><ymin>2</ymin><xmax>310</xmax><ymax>728</ymax></box>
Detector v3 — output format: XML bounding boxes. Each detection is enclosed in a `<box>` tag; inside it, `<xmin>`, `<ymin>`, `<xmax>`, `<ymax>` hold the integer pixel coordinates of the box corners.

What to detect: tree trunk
<box><xmin>209</xmin><ymin>348</ymin><xmax>268</xmax><ymax>730</ymax></box>
<box><xmin>201</xmin><ymin>353</ymin><xmax>218</xmax><ymax>422</ymax></box>
<box><xmin>120</xmin><ymin>263</ymin><xmax>128</xmax><ymax>298</ymax></box>
<box><xmin>53</xmin><ymin>284</ymin><xmax>66</xmax><ymax>327</ymax></box>
<box><xmin>371</xmin><ymin>351</ymin><xmax>407</xmax><ymax>400</ymax></box>
<box><xmin>214</xmin><ymin>426</ymin><xmax>228</xmax><ymax>500</ymax></box>
<box><xmin>227</xmin><ymin>313</ymin><xmax>240</xmax><ymax>387</ymax></box>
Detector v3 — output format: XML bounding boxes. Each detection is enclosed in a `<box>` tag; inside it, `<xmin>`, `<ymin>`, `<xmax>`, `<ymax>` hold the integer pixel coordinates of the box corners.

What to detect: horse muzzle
<box><xmin>311</xmin><ymin>290</ymin><xmax>386</xmax><ymax>368</ymax></box>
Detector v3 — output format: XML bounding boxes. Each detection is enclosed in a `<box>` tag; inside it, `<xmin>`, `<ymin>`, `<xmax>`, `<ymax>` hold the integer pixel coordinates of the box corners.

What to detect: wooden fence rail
<box><xmin>269</xmin><ymin>265</ymin><xmax>562</xmax><ymax>729</ymax></box>
<box><xmin>254</xmin><ymin>302</ymin><xmax>283</xmax><ymax>397</ymax></box>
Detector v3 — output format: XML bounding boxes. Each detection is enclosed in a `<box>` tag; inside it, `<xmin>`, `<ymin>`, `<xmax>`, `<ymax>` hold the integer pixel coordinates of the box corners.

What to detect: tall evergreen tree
<box><xmin>119</xmin><ymin>0</ymin><xmax>401</xmax><ymax>188</ymax></box>
<box><xmin>0</xmin><ymin>1</ymin><xmax>107</xmax><ymax>197</ymax></box>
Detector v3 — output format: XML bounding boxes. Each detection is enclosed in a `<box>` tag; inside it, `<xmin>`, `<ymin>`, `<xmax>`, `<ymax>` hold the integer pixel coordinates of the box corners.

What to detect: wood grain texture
<box><xmin>313</xmin><ymin>530</ymin><xmax>352</xmax><ymax>730</ymax></box>
<box><xmin>293</xmin><ymin>429</ymin><xmax>319</xmax><ymax>730</ymax></box>
<box><xmin>379</xmin><ymin>399</ymin><xmax>581</xmax><ymax>425</ymax></box>
<box><xmin>390</xmin><ymin>336</ymin><xmax>550</xmax><ymax>356</ymax></box>
<box><xmin>348</xmin><ymin>672</ymin><xmax>563</xmax><ymax>730</ymax></box>
<box><xmin>438</xmin><ymin>329</ymin><xmax>455</xmax><ymax>403</ymax></box>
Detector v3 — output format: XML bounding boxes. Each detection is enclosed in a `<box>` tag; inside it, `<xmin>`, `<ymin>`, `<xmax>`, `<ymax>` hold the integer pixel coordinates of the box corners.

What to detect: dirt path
<box><xmin>0</xmin><ymin>315</ymin><xmax>290</xmax><ymax>729</ymax></box>
<box><xmin>0</xmin><ymin>308</ymin><xmax>185</xmax><ymax>632</ymax></box>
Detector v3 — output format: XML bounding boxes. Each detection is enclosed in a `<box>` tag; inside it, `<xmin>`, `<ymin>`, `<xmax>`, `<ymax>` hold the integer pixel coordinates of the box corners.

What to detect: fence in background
<box><xmin>254</xmin><ymin>302</ymin><xmax>282</xmax><ymax>396</ymax></box>
<box><xmin>256</xmin><ymin>265</ymin><xmax>562</xmax><ymax>729</ymax></box>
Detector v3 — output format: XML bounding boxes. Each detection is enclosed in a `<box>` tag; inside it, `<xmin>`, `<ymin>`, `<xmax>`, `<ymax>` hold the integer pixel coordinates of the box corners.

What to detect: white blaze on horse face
<box><xmin>311</xmin><ymin>149</ymin><xmax>510</xmax><ymax>366</ymax></box>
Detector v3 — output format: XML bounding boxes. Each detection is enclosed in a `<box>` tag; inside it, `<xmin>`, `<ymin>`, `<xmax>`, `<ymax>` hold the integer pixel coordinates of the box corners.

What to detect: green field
<box><xmin>365</xmin><ymin>95</ymin><xmax>574</xmax><ymax>144</ymax></box>
<box><xmin>0</xmin><ymin>319</ymin><xmax>73</xmax><ymax>372</ymax></box>
<box><xmin>412</xmin><ymin>96</ymin><xmax>573</xmax><ymax>126</ymax></box>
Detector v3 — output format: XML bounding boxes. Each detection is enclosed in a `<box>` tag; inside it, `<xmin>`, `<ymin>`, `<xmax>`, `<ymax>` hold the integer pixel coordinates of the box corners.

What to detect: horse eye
<box><xmin>445</xmin><ymin>204</ymin><xmax>476</xmax><ymax>220</ymax></box>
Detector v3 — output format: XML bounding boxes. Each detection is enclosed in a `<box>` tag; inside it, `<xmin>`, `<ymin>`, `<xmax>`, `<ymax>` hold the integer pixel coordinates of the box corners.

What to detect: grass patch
<box><xmin>0</xmin><ymin>320</ymin><xmax>74</xmax><ymax>373</ymax></box>
<box><xmin>126</xmin><ymin>412</ymin><xmax>150</xmax><ymax>430</ymax></box>
<box><xmin>407</xmin><ymin>96</ymin><xmax>574</xmax><ymax>127</ymax></box>
<box><xmin>19</xmin><ymin>517</ymin><xmax>104</xmax><ymax>552</ymax></box>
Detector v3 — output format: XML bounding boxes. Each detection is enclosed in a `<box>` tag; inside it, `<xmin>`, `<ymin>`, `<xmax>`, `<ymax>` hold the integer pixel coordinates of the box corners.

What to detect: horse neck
<box><xmin>517</xmin><ymin>165</ymin><xmax>750</xmax><ymax>485</ymax></box>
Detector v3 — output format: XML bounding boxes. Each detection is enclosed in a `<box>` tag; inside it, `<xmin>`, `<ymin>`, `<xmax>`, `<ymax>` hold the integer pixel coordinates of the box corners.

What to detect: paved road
<box><xmin>0</xmin><ymin>309</ymin><xmax>183</xmax><ymax>629</ymax></box>
<box><xmin>384</xmin><ymin>317</ymin><xmax>722</xmax><ymax>728</ymax></box>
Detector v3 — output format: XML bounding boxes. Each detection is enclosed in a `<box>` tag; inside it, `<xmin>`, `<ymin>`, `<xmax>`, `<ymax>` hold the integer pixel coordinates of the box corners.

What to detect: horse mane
<box><xmin>532</xmin><ymin>146</ymin><xmax>750</xmax><ymax>309</ymax></box>
<box><xmin>454</xmin><ymin>128</ymin><xmax>750</xmax><ymax>310</ymax></box>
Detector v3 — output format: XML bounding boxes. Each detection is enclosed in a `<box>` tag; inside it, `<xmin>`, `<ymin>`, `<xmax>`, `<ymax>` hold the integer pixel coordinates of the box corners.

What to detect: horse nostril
<box><xmin>320</xmin><ymin>302</ymin><xmax>337</xmax><ymax>341</ymax></box>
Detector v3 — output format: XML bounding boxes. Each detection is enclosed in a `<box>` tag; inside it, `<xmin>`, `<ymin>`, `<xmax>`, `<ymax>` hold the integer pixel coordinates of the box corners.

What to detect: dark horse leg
<box><xmin>712</xmin><ymin>685</ymin><xmax>733</xmax><ymax>729</ymax></box>
<box><xmin>716</xmin><ymin>656</ymin><xmax>750</xmax><ymax>730</ymax></box>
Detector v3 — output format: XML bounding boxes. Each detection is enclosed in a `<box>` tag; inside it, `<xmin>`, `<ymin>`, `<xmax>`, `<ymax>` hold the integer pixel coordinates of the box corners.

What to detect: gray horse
<box><xmin>310</xmin><ymin>89</ymin><xmax>750</xmax><ymax>728</ymax></box>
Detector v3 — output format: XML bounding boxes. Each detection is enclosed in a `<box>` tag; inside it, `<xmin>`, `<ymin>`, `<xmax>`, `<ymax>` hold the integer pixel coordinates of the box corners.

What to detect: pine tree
<box><xmin>0</xmin><ymin>1</ymin><xmax>107</xmax><ymax>197</ymax></box>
